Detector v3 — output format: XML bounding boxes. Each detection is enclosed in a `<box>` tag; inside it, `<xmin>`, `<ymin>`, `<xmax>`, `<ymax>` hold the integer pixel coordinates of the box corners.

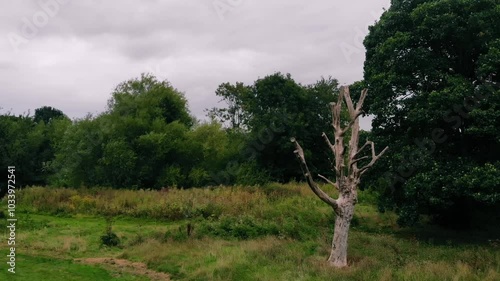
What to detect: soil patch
<box><xmin>75</xmin><ymin>257</ymin><xmax>170</xmax><ymax>281</ymax></box>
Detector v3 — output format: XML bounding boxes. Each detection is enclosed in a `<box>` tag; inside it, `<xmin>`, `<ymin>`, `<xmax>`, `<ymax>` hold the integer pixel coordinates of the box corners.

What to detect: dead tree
<box><xmin>291</xmin><ymin>86</ymin><xmax>388</xmax><ymax>268</ymax></box>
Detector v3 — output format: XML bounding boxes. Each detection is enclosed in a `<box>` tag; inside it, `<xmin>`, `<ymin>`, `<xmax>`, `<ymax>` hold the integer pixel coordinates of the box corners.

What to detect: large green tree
<box><xmin>207</xmin><ymin>82</ymin><xmax>250</xmax><ymax>131</ymax></box>
<box><xmin>34</xmin><ymin>106</ymin><xmax>66</xmax><ymax>124</ymax></box>
<box><xmin>0</xmin><ymin>107</ymin><xmax>69</xmax><ymax>197</ymax></box>
<box><xmin>51</xmin><ymin>74</ymin><xmax>238</xmax><ymax>189</ymax></box>
<box><xmin>363</xmin><ymin>0</ymin><xmax>500</xmax><ymax>226</ymax></box>
<box><xmin>51</xmin><ymin>74</ymin><xmax>196</xmax><ymax>188</ymax></box>
<box><xmin>209</xmin><ymin>73</ymin><xmax>340</xmax><ymax>182</ymax></box>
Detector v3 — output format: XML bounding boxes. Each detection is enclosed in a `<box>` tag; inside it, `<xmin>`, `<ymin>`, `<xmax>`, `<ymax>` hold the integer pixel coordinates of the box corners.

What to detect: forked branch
<box><xmin>353</xmin><ymin>140</ymin><xmax>373</xmax><ymax>159</ymax></box>
<box><xmin>358</xmin><ymin>141</ymin><xmax>389</xmax><ymax>175</ymax></box>
<box><xmin>339</xmin><ymin>87</ymin><xmax>365</xmax><ymax>134</ymax></box>
<box><xmin>342</xmin><ymin>86</ymin><xmax>356</xmax><ymax>118</ymax></box>
<box><xmin>318</xmin><ymin>174</ymin><xmax>339</xmax><ymax>190</ymax></box>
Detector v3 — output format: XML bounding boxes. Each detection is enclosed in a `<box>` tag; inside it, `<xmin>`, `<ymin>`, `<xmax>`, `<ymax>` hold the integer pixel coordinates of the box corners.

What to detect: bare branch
<box><xmin>337</xmin><ymin>86</ymin><xmax>344</xmax><ymax>104</ymax></box>
<box><xmin>291</xmin><ymin>138</ymin><xmax>339</xmax><ymax>211</ymax></box>
<box><xmin>342</xmin><ymin>86</ymin><xmax>356</xmax><ymax>118</ymax></box>
<box><xmin>355</xmin><ymin>89</ymin><xmax>368</xmax><ymax>112</ymax></box>
<box><xmin>341</xmin><ymin>116</ymin><xmax>362</xmax><ymax>135</ymax></box>
<box><xmin>341</xmin><ymin>87</ymin><xmax>366</xmax><ymax>128</ymax></box>
<box><xmin>330</xmin><ymin>102</ymin><xmax>342</xmax><ymax>132</ymax></box>
<box><xmin>318</xmin><ymin>174</ymin><xmax>339</xmax><ymax>190</ymax></box>
<box><xmin>330</xmin><ymin>88</ymin><xmax>345</xmax><ymax>133</ymax></box>
<box><xmin>322</xmin><ymin>132</ymin><xmax>335</xmax><ymax>155</ymax></box>
<box><xmin>338</xmin><ymin>87</ymin><xmax>367</xmax><ymax>134</ymax></box>
<box><xmin>358</xmin><ymin>143</ymin><xmax>389</xmax><ymax>175</ymax></box>
<box><xmin>354</xmin><ymin>141</ymin><xmax>373</xmax><ymax>159</ymax></box>
<box><xmin>350</xmin><ymin>156</ymin><xmax>370</xmax><ymax>167</ymax></box>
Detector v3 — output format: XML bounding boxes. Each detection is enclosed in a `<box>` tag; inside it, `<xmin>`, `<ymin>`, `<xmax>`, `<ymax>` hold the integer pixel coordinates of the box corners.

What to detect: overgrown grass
<box><xmin>17</xmin><ymin>183</ymin><xmax>310</xmax><ymax>220</ymax></box>
<box><xmin>1</xmin><ymin>183</ymin><xmax>499</xmax><ymax>280</ymax></box>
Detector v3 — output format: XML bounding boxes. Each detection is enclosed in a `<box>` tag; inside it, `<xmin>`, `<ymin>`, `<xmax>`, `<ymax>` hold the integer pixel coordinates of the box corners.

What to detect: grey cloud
<box><xmin>0</xmin><ymin>0</ymin><xmax>390</xmax><ymax>130</ymax></box>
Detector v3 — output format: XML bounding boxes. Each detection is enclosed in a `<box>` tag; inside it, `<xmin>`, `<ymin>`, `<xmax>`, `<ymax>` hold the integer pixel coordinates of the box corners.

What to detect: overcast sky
<box><xmin>1</xmin><ymin>0</ymin><xmax>390</xmax><ymax>129</ymax></box>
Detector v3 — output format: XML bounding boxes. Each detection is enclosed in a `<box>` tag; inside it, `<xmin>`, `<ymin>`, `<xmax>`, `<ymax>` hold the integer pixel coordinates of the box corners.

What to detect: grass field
<box><xmin>1</xmin><ymin>183</ymin><xmax>499</xmax><ymax>280</ymax></box>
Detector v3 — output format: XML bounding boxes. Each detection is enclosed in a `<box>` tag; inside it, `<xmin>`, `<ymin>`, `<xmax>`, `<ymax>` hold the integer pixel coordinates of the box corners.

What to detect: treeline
<box><xmin>2</xmin><ymin>0</ymin><xmax>499</xmax><ymax>227</ymax></box>
<box><xmin>1</xmin><ymin>73</ymin><xmax>346</xmax><ymax>192</ymax></box>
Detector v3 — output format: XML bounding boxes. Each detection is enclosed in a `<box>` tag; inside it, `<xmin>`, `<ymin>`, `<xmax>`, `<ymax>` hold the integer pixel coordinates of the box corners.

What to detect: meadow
<box><xmin>1</xmin><ymin>183</ymin><xmax>499</xmax><ymax>280</ymax></box>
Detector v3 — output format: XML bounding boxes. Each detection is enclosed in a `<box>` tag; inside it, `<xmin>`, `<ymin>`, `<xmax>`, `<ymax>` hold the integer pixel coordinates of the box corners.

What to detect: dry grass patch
<box><xmin>61</xmin><ymin>236</ymin><xmax>88</xmax><ymax>253</ymax></box>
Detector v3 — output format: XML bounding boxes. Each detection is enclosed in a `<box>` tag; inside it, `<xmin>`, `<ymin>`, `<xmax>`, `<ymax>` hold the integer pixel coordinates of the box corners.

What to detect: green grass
<box><xmin>0</xmin><ymin>255</ymin><xmax>150</xmax><ymax>281</ymax></box>
<box><xmin>1</xmin><ymin>184</ymin><xmax>499</xmax><ymax>280</ymax></box>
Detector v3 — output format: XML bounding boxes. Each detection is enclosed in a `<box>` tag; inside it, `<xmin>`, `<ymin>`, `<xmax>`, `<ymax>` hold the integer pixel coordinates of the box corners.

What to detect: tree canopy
<box><xmin>363</xmin><ymin>0</ymin><xmax>500</xmax><ymax>226</ymax></box>
<box><xmin>0</xmin><ymin>108</ymin><xmax>70</xmax><ymax>197</ymax></box>
<box><xmin>44</xmin><ymin>74</ymin><xmax>249</xmax><ymax>189</ymax></box>
<box><xmin>209</xmin><ymin>73</ymin><xmax>341</xmax><ymax>182</ymax></box>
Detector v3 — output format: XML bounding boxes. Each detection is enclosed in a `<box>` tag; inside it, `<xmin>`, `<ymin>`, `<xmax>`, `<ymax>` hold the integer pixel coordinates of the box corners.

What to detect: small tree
<box><xmin>291</xmin><ymin>86</ymin><xmax>388</xmax><ymax>268</ymax></box>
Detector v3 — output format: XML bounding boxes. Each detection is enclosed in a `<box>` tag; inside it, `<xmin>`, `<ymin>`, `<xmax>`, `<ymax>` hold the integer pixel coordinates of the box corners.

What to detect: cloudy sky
<box><xmin>1</xmin><ymin>0</ymin><xmax>390</xmax><ymax>128</ymax></box>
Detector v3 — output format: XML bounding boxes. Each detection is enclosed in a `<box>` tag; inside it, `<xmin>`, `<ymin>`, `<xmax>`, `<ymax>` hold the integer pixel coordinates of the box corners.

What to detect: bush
<box><xmin>100</xmin><ymin>216</ymin><xmax>120</xmax><ymax>247</ymax></box>
<box><xmin>100</xmin><ymin>231</ymin><xmax>120</xmax><ymax>247</ymax></box>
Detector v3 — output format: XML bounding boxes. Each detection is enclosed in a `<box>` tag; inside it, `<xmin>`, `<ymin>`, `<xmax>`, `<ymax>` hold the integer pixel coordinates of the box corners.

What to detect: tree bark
<box><xmin>328</xmin><ymin>198</ymin><xmax>354</xmax><ymax>267</ymax></box>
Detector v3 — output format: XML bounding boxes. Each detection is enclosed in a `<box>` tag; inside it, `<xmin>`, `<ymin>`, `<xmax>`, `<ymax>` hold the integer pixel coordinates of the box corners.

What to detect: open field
<box><xmin>1</xmin><ymin>183</ymin><xmax>499</xmax><ymax>280</ymax></box>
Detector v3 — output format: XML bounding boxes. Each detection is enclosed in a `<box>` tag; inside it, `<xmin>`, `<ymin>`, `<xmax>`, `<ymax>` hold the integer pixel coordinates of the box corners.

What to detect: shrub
<box><xmin>100</xmin><ymin>231</ymin><xmax>120</xmax><ymax>247</ymax></box>
<box><xmin>100</xmin><ymin>216</ymin><xmax>120</xmax><ymax>247</ymax></box>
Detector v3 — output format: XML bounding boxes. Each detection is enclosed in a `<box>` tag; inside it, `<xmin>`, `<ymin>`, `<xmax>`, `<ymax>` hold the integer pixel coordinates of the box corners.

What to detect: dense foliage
<box><xmin>48</xmin><ymin>74</ymin><xmax>245</xmax><ymax>189</ymax></box>
<box><xmin>2</xmin><ymin>73</ymin><xmax>340</xmax><ymax>190</ymax></box>
<box><xmin>363</xmin><ymin>0</ymin><xmax>500</xmax><ymax>225</ymax></box>
<box><xmin>0</xmin><ymin>109</ymin><xmax>70</xmax><ymax>197</ymax></box>
<box><xmin>209</xmin><ymin>73</ymin><xmax>341</xmax><ymax>182</ymax></box>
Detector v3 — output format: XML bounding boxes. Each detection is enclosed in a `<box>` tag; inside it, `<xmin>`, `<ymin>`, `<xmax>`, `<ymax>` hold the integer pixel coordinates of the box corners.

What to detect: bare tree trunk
<box><xmin>291</xmin><ymin>86</ymin><xmax>388</xmax><ymax>268</ymax></box>
<box><xmin>328</xmin><ymin>199</ymin><xmax>354</xmax><ymax>267</ymax></box>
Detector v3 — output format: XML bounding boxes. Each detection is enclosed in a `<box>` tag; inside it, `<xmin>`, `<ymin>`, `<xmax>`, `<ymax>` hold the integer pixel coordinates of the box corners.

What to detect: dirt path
<box><xmin>75</xmin><ymin>258</ymin><xmax>170</xmax><ymax>281</ymax></box>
